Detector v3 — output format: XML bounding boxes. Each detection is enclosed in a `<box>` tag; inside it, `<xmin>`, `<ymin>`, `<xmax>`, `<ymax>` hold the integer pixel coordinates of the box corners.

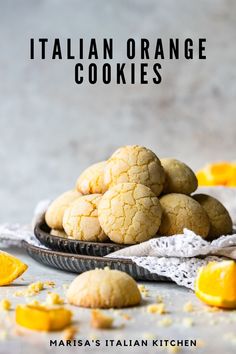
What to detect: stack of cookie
<box><xmin>45</xmin><ymin>145</ymin><xmax>233</xmax><ymax>245</ymax></box>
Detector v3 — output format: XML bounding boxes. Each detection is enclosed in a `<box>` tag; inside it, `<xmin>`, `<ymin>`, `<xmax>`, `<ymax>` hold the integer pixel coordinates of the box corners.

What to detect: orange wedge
<box><xmin>16</xmin><ymin>304</ymin><xmax>72</xmax><ymax>331</ymax></box>
<box><xmin>195</xmin><ymin>261</ymin><xmax>236</xmax><ymax>308</ymax></box>
<box><xmin>197</xmin><ymin>162</ymin><xmax>236</xmax><ymax>187</ymax></box>
<box><xmin>0</xmin><ymin>251</ymin><xmax>28</xmax><ymax>286</ymax></box>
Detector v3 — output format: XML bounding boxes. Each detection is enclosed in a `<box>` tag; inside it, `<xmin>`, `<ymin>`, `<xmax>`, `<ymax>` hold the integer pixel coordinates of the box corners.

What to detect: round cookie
<box><xmin>63</xmin><ymin>194</ymin><xmax>108</xmax><ymax>242</ymax></box>
<box><xmin>158</xmin><ymin>193</ymin><xmax>210</xmax><ymax>238</ymax></box>
<box><xmin>98</xmin><ymin>182</ymin><xmax>162</xmax><ymax>244</ymax></box>
<box><xmin>66</xmin><ymin>268</ymin><xmax>141</xmax><ymax>308</ymax></box>
<box><xmin>50</xmin><ymin>229</ymin><xmax>68</xmax><ymax>238</ymax></box>
<box><xmin>76</xmin><ymin>161</ymin><xmax>107</xmax><ymax>195</ymax></box>
<box><xmin>104</xmin><ymin>145</ymin><xmax>165</xmax><ymax>196</ymax></box>
<box><xmin>192</xmin><ymin>194</ymin><xmax>233</xmax><ymax>240</ymax></box>
<box><xmin>45</xmin><ymin>190</ymin><xmax>82</xmax><ymax>230</ymax></box>
<box><xmin>161</xmin><ymin>158</ymin><xmax>198</xmax><ymax>195</ymax></box>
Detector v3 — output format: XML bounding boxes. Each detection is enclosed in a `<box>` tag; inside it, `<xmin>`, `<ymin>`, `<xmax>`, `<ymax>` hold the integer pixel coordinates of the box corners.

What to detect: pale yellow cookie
<box><xmin>98</xmin><ymin>182</ymin><xmax>162</xmax><ymax>244</ymax></box>
<box><xmin>104</xmin><ymin>145</ymin><xmax>165</xmax><ymax>196</ymax></box>
<box><xmin>161</xmin><ymin>158</ymin><xmax>198</xmax><ymax>195</ymax></box>
<box><xmin>45</xmin><ymin>190</ymin><xmax>82</xmax><ymax>230</ymax></box>
<box><xmin>63</xmin><ymin>194</ymin><xmax>107</xmax><ymax>242</ymax></box>
<box><xmin>66</xmin><ymin>268</ymin><xmax>141</xmax><ymax>308</ymax></box>
<box><xmin>192</xmin><ymin>194</ymin><xmax>233</xmax><ymax>240</ymax></box>
<box><xmin>76</xmin><ymin>161</ymin><xmax>107</xmax><ymax>195</ymax></box>
<box><xmin>158</xmin><ymin>193</ymin><xmax>210</xmax><ymax>238</ymax></box>
<box><xmin>50</xmin><ymin>229</ymin><xmax>68</xmax><ymax>238</ymax></box>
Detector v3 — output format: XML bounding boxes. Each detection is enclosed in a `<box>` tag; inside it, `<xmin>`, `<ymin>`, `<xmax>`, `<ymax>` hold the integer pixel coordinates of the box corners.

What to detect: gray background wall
<box><xmin>0</xmin><ymin>0</ymin><xmax>235</xmax><ymax>223</ymax></box>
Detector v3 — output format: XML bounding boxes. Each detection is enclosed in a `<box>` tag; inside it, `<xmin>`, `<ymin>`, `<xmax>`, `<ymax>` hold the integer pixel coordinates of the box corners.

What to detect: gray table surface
<box><xmin>0</xmin><ymin>247</ymin><xmax>236</xmax><ymax>354</ymax></box>
<box><xmin>0</xmin><ymin>1</ymin><xmax>236</xmax><ymax>353</ymax></box>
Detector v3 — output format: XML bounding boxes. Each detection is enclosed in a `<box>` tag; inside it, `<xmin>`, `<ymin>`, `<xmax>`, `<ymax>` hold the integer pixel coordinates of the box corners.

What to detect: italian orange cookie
<box><xmin>161</xmin><ymin>158</ymin><xmax>198</xmax><ymax>195</ymax></box>
<box><xmin>63</xmin><ymin>194</ymin><xmax>108</xmax><ymax>242</ymax></box>
<box><xmin>76</xmin><ymin>161</ymin><xmax>107</xmax><ymax>194</ymax></box>
<box><xmin>104</xmin><ymin>145</ymin><xmax>165</xmax><ymax>196</ymax></box>
<box><xmin>66</xmin><ymin>268</ymin><xmax>141</xmax><ymax>308</ymax></box>
<box><xmin>98</xmin><ymin>182</ymin><xmax>162</xmax><ymax>244</ymax></box>
<box><xmin>45</xmin><ymin>190</ymin><xmax>82</xmax><ymax>230</ymax></box>
<box><xmin>158</xmin><ymin>193</ymin><xmax>210</xmax><ymax>238</ymax></box>
<box><xmin>192</xmin><ymin>194</ymin><xmax>233</xmax><ymax>240</ymax></box>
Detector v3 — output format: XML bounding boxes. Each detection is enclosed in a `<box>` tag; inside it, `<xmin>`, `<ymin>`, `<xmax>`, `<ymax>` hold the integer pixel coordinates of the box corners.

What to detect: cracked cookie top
<box><xmin>98</xmin><ymin>182</ymin><xmax>162</xmax><ymax>244</ymax></box>
<box><xmin>161</xmin><ymin>158</ymin><xmax>198</xmax><ymax>195</ymax></box>
<box><xmin>76</xmin><ymin>161</ymin><xmax>107</xmax><ymax>195</ymax></box>
<box><xmin>45</xmin><ymin>190</ymin><xmax>82</xmax><ymax>230</ymax></box>
<box><xmin>158</xmin><ymin>193</ymin><xmax>210</xmax><ymax>238</ymax></box>
<box><xmin>193</xmin><ymin>194</ymin><xmax>233</xmax><ymax>240</ymax></box>
<box><xmin>63</xmin><ymin>194</ymin><xmax>108</xmax><ymax>242</ymax></box>
<box><xmin>104</xmin><ymin>145</ymin><xmax>165</xmax><ymax>196</ymax></box>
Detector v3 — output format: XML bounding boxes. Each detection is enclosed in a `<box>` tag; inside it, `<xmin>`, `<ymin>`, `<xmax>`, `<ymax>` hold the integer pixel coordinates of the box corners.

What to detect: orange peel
<box><xmin>195</xmin><ymin>260</ymin><xmax>236</xmax><ymax>309</ymax></box>
<box><xmin>16</xmin><ymin>304</ymin><xmax>72</xmax><ymax>331</ymax></box>
<box><xmin>0</xmin><ymin>251</ymin><xmax>28</xmax><ymax>286</ymax></box>
<box><xmin>197</xmin><ymin>162</ymin><xmax>236</xmax><ymax>187</ymax></box>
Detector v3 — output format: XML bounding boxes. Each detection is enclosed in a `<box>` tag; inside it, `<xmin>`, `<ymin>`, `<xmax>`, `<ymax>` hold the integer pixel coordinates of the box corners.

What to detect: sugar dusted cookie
<box><xmin>158</xmin><ymin>193</ymin><xmax>210</xmax><ymax>238</ymax></box>
<box><xmin>193</xmin><ymin>194</ymin><xmax>233</xmax><ymax>240</ymax></box>
<box><xmin>161</xmin><ymin>158</ymin><xmax>198</xmax><ymax>195</ymax></box>
<box><xmin>63</xmin><ymin>194</ymin><xmax>108</xmax><ymax>242</ymax></box>
<box><xmin>104</xmin><ymin>145</ymin><xmax>165</xmax><ymax>196</ymax></box>
<box><xmin>50</xmin><ymin>229</ymin><xmax>68</xmax><ymax>238</ymax></box>
<box><xmin>98</xmin><ymin>182</ymin><xmax>162</xmax><ymax>244</ymax></box>
<box><xmin>76</xmin><ymin>161</ymin><xmax>107</xmax><ymax>195</ymax></box>
<box><xmin>66</xmin><ymin>268</ymin><xmax>141</xmax><ymax>308</ymax></box>
<box><xmin>45</xmin><ymin>190</ymin><xmax>82</xmax><ymax>230</ymax></box>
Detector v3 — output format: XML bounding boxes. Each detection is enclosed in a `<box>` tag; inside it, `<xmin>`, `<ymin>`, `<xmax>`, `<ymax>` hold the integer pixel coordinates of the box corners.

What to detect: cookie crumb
<box><xmin>196</xmin><ymin>339</ymin><xmax>205</xmax><ymax>348</ymax></box>
<box><xmin>138</xmin><ymin>285</ymin><xmax>149</xmax><ymax>297</ymax></box>
<box><xmin>44</xmin><ymin>281</ymin><xmax>55</xmax><ymax>288</ymax></box>
<box><xmin>158</xmin><ymin>317</ymin><xmax>172</xmax><ymax>327</ymax></box>
<box><xmin>182</xmin><ymin>317</ymin><xmax>193</xmax><ymax>327</ymax></box>
<box><xmin>0</xmin><ymin>299</ymin><xmax>11</xmax><ymax>311</ymax></box>
<box><xmin>63</xmin><ymin>326</ymin><xmax>78</xmax><ymax>340</ymax></box>
<box><xmin>13</xmin><ymin>290</ymin><xmax>24</xmax><ymax>297</ymax></box>
<box><xmin>147</xmin><ymin>303</ymin><xmax>166</xmax><ymax>314</ymax></box>
<box><xmin>142</xmin><ymin>332</ymin><xmax>156</xmax><ymax>340</ymax></box>
<box><xmin>156</xmin><ymin>295</ymin><xmax>163</xmax><ymax>303</ymax></box>
<box><xmin>28</xmin><ymin>281</ymin><xmax>44</xmax><ymax>293</ymax></box>
<box><xmin>89</xmin><ymin>333</ymin><xmax>99</xmax><ymax>340</ymax></box>
<box><xmin>183</xmin><ymin>301</ymin><xmax>194</xmax><ymax>313</ymax></box>
<box><xmin>15</xmin><ymin>281</ymin><xmax>45</xmax><ymax>297</ymax></box>
<box><xmin>167</xmin><ymin>344</ymin><xmax>181</xmax><ymax>353</ymax></box>
<box><xmin>120</xmin><ymin>313</ymin><xmax>132</xmax><ymax>320</ymax></box>
<box><xmin>90</xmin><ymin>309</ymin><xmax>113</xmax><ymax>329</ymax></box>
<box><xmin>205</xmin><ymin>306</ymin><xmax>220</xmax><ymax>313</ymax></box>
<box><xmin>46</xmin><ymin>292</ymin><xmax>64</xmax><ymax>305</ymax></box>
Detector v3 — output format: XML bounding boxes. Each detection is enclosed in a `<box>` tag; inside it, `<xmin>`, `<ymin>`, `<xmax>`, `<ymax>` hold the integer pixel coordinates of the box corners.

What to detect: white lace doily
<box><xmin>128</xmin><ymin>255</ymin><xmax>221</xmax><ymax>289</ymax></box>
<box><xmin>108</xmin><ymin>228</ymin><xmax>236</xmax><ymax>289</ymax></box>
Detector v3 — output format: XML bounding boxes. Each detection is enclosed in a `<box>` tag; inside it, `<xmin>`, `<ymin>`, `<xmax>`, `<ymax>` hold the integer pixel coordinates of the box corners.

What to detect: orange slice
<box><xmin>197</xmin><ymin>162</ymin><xmax>236</xmax><ymax>187</ymax></box>
<box><xmin>16</xmin><ymin>304</ymin><xmax>72</xmax><ymax>331</ymax></box>
<box><xmin>0</xmin><ymin>251</ymin><xmax>28</xmax><ymax>286</ymax></box>
<box><xmin>195</xmin><ymin>261</ymin><xmax>236</xmax><ymax>308</ymax></box>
